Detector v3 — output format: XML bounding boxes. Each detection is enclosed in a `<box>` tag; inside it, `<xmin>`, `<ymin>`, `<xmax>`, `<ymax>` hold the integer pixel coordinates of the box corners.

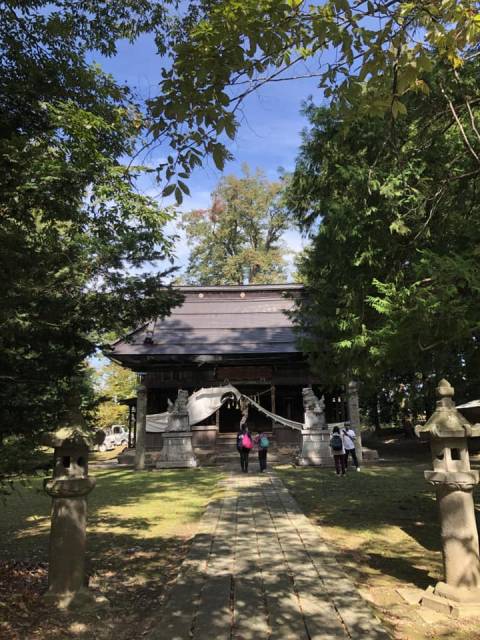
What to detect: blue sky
<box><xmin>92</xmin><ymin>34</ymin><xmax>325</xmax><ymax>277</ymax></box>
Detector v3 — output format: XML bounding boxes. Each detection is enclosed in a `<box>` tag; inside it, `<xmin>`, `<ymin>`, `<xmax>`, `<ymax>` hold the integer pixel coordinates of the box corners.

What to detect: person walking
<box><xmin>330</xmin><ymin>426</ymin><xmax>346</xmax><ymax>476</ymax></box>
<box><xmin>342</xmin><ymin>423</ymin><xmax>360</xmax><ymax>471</ymax></box>
<box><xmin>254</xmin><ymin>431</ymin><xmax>269</xmax><ymax>472</ymax></box>
<box><xmin>237</xmin><ymin>423</ymin><xmax>253</xmax><ymax>472</ymax></box>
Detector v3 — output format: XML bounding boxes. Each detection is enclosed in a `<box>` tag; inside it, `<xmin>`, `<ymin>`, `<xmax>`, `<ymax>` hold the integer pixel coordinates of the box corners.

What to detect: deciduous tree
<box><xmin>94</xmin><ymin>363</ymin><xmax>137</xmax><ymax>431</ymax></box>
<box><xmin>149</xmin><ymin>1</ymin><xmax>480</xmax><ymax>193</ymax></box>
<box><xmin>182</xmin><ymin>166</ymin><xmax>291</xmax><ymax>284</ymax></box>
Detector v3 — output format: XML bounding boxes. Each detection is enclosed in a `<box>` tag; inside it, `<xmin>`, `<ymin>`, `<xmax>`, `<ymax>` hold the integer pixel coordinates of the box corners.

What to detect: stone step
<box><xmin>215</xmin><ymin>439</ymin><xmax>277</xmax><ymax>447</ymax></box>
<box><xmin>214</xmin><ymin>451</ymin><xmax>292</xmax><ymax>465</ymax></box>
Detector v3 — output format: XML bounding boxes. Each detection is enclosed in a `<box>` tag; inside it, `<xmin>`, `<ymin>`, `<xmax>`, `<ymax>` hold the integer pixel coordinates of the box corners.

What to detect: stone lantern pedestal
<box><xmin>42</xmin><ymin>427</ymin><xmax>103</xmax><ymax>609</ymax></box>
<box><xmin>156</xmin><ymin>431</ymin><xmax>197</xmax><ymax>468</ymax></box>
<box><xmin>416</xmin><ymin>379</ymin><xmax>480</xmax><ymax>618</ymax></box>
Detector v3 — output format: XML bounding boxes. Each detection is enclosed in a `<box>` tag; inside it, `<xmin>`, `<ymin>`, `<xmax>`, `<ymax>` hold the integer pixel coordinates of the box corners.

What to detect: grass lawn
<box><xmin>276</xmin><ymin>463</ymin><xmax>480</xmax><ymax>640</ymax></box>
<box><xmin>0</xmin><ymin>466</ymin><xmax>223</xmax><ymax>640</ymax></box>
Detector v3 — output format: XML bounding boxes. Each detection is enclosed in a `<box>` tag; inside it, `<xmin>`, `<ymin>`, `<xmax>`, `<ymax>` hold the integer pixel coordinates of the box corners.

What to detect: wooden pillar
<box><xmin>134</xmin><ymin>383</ymin><xmax>147</xmax><ymax>471</ymax></box>
<box><xmin>127</xmin><ymin>405</ymin><xmax>133</xmax><ymax>448</ymax></box>
<box><xmin>133</xmin><ymin>404</ymin><xmax>137</xmax><ymax>448</ymax></box>
<box><xmin>271</xmin><ymin>385</ymin><xmax>276</xmax><ymax>430</ymax></box>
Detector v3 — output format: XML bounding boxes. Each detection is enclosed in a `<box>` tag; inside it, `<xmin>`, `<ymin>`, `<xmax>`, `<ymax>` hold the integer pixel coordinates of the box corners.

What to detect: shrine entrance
<box><xmin>218</xmin><ymin>402</ymin><xmax>241</xmax><ymax>432</ymax></box>
<box><xmin>219</xmin><ymin>385</ymin><xmax>273</xmax><ymax>433</ymax></box>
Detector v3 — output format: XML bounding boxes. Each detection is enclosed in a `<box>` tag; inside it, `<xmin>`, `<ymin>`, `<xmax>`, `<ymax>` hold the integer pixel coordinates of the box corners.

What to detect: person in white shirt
<box><xmin>342</xmin><ymin>424</ymin><xmax>360</xmax><ymax>471</ymax></box>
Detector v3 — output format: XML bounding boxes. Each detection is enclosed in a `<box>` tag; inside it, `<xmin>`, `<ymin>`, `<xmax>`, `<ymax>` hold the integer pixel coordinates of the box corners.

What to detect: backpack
<box><xmin>259</xmin><ymin>436</ymin><xmax>269</xmax><ymax>449</ymax></box>
<box><xmin>330</xmin><ymin>433</ymin><xmax>343</xmax><ymax>452</ymax></box>
<box><xmin>242</xmin><ymin>433</ymin><xmax>253</xmax><ymax>449</ymax></box>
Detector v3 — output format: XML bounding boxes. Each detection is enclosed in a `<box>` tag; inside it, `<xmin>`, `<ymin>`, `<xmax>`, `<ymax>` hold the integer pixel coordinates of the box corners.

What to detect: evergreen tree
<box><xmin>286</xmin><ymin>59</ymin><xmax>480</xmax><ymax>405</ymax></box>
<box><xmin>0</xmin><ymin>1</ymin><xmax>181</xmax><ymax>458</ymax></box>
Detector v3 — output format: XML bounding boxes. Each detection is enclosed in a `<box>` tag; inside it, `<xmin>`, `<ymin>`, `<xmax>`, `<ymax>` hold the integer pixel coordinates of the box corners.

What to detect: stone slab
<box><xmin>194</xmin><ymin>574</ymin><xmax>232</xmax><ymax>638</ymax></box>
<box><xmin>416</xmin><ymin>604</ymin><xmax>449</xmax><ymax>624</ymax></box>
<box><xmin>420</xmin><ymin>593</ymin><xmax>452</xmax><ymax>615</ymax></box>
<box><xmin>148</xmin><ymin>469</ymin><xmax>391</xmax><ymax>640</ymax></box>
<box><xmin>397</xmin><ymin>587</ymin><xmax>423</xmax><ymax>605</ymax></box>
<box><xmin>155</xmin><ymin>460</ymin><xmax>197</xmax><ymax>468</ymax></box>
<box><xmin>232</xmin><ymin>576</ymin><xmax>269</xmax><ymax>640</ymax></box>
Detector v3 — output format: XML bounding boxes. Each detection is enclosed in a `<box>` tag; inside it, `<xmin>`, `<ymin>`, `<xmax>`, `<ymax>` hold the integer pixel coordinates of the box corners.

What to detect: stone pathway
<box><xmin>149</xmin><ymin>469</ymin><xmax>391</xmax><ymax>640</ymax></box>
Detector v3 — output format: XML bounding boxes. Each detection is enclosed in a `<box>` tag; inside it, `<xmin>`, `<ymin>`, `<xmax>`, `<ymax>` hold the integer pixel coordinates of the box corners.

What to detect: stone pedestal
<box><xmin>155</xmin><ymin>389</ymin><xmax>198</xmax><ymax>468</ymax></box>
<box><xmin>44</xmin><ymin>476</ymin><xmax>96</xmax><ymax>608</ymax></box>
<box><xmin>296</xmin><ymin>429</ymin><xmax>333</xmax><ymax>466</ymax></box>
<box><xmin>432</xmin><ymin>471</ymin><xmax>480</xmax><ymax>587</ymax></box>
<box><xmin>155</xmin><ymin>431</ymin><xmax>198</xmax><ymax>468</ymax></box>
<box><xmin>420</xmin><ymin>469</ymin><xmax>480</xmax><ymax>617</ymax></box>
<box><xmin>297</xmin><ymin>388</ymin><xmax>333</xmax><ymax>466</ymax></box>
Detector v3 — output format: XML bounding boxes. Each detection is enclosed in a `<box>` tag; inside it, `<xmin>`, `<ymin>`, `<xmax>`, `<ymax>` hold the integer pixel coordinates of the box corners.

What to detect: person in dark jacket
<box><xmin>254</xmin><ymin>432</ymin><xmax>269</xmax><ymax>472</ymax></box>
<box><xmin>330</xmin><ymin>426</ymin><xmax>346</xmax><ymax>476</ymax></box>
<box><xmin>237</xmin><ymin>424</ymin><xmax>253</xmax><ymax>472</ymax></box>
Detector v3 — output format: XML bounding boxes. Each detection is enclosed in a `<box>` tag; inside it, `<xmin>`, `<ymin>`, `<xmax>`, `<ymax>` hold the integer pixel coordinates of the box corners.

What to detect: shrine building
<box><xmin>107</xmin><ymin>283</ymin><xmax>346</xmax><ymax>450</ymax></box>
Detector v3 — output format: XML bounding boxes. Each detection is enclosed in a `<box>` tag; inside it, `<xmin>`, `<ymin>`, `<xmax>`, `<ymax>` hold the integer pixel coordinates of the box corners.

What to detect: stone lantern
<box><xmin>43</xmin><ymin>426</ymin><xmax>104</xmax><ymax>608</ymax></box>
<box><xmin>415</xmin><ymin>379</ymin><xmax>480</xmax><ymax>617</ymax></box>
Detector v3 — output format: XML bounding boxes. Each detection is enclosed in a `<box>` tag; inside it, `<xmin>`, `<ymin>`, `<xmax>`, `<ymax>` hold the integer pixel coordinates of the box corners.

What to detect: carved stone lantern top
<box><xmin>42</xmin><ymin>427</ymin><xmax>105</xmax><ymax>451</ymax></box>
<box><xmin>416</xmin><ymin>379</ymin><xmax>480</xmax><ymax>490</ymax></box>
<box><xmin>415</xmin><ymin>379</ymin><xmax>480</xmax><ymax>440</ymax></box>
<box><xmin>42</xmin><ymin>410</ymin><xmax>102</xmax><ymax>498</ymax></box>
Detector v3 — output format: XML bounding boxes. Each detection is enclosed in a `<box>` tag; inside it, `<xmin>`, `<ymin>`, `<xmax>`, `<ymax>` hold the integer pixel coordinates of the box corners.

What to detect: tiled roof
<box><xmin>110</xmin><ymin>284</ymin><xmax>303</xmax><ymax>357</ymax></box>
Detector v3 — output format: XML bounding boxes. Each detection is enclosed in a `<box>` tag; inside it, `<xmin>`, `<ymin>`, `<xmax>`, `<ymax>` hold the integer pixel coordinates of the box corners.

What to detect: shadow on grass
<box><xmin>276</xmin><ymin>464</ymin><xmax>480</xmax><ymax>591</ymax></box>
<box><xmin>0</xmin><ymin>468</ymin><xmax>222</xmax><ymax>557</ymax></box>
<box><xmin>366</xmin><ymin>551</ymin><xmax>433</xmax><ymax>589</ymax></box>
<box><xmin>363</xmin><ymin>432</ymin><xmax>431</xmax><ymax>462</ymax></box>
<box><xmin>0</xmin><ymin>529</ymin><xmax>191</xmax><ymax>640</ymax></box>
<box><xmin>278</xmin><ymin>464</ymin><xmax>441</xmax><ymax>544</ymax></box>
<box><xmin>0</xmin><ymin>468</ymin><xmax>223</xmax><ymax>640</ymax></box>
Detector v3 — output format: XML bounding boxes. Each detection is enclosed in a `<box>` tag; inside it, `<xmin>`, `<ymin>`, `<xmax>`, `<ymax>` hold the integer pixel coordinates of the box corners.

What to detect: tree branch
<box><xmin>440</xmin><ymin>84</ymin><xmax>480</xmax><ymax>165</ymax></box>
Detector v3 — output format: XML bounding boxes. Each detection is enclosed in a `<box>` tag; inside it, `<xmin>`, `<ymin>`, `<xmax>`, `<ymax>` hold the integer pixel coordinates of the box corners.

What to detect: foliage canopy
<box><xmin>94</xmin><ymin>363</ymin><xmax>137</xmax><ymax>431</ymax></box>
<box><xmin>150</xmin><ymin>0</ymin><xmax>480</xmax><ymax>194</ymax></box>
<box><xmin>286</xmin><ymin>58</ymin><xmax>480</xmax><ymax>405</ymax></box>
<box><xmin>0</xmin><ymin>0</ymin><xmax>181</xmax><ymax>453</ymax></box>
<box><xmin>181</xmin><ymin>166</ymin><xmax>292</xmax><ymax>285</ymax></box>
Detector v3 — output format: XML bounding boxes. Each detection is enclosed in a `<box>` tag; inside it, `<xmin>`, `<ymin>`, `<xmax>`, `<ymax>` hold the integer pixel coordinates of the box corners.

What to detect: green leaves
<box><xmin>0</xmin><ymin>1</ymin><xmax>181</xmax><ymax>453</ymax></box>
<box><xmin>181</xmin><ymin>165</ymin><xmax>291</xmax><ymax>285</ymax></box>
<box><xmin>145</xmin><ymin>0</ymin><xmax>480</xmax><ymax>187</ymax></box>
<box><xmin>212</xmin><ymin>144</ymin><xmax>226</xmax><ymax>171</ymax></box>
<box><xmin>162</xmin><ymin>183</ymin><xmax>176</xmax><ymax>198</ymax></box>
<box><xmin>286</xmin><ymin>58</ymin><xmax>480</xmax><ymax>395</ymax></box>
